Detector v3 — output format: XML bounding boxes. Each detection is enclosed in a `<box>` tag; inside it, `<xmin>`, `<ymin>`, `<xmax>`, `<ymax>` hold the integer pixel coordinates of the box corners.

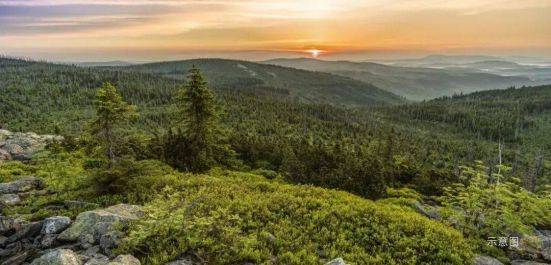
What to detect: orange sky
<box><xmin>1</xmin><ymin>0</ymin><xmax>550</xmax><ymax>61</ymax></box>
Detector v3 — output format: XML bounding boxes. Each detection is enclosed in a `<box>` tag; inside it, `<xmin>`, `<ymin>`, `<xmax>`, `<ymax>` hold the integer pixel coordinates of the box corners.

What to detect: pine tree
<box><xmin>90</xmin><ymin>82</ymin><xmax>137</xmax><ymax>168</ymax></box>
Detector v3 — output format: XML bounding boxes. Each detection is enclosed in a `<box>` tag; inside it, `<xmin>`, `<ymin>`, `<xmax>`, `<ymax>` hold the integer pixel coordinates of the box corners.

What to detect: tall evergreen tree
<box><xmin>160</xmin><ymin>66</ymin><xmax>235</xmax><ymax>172</ymax></box>
<box><xmin>90</xmin><ymin>82</ymin><xmax>137</xmax><ymax>168</ymax></box>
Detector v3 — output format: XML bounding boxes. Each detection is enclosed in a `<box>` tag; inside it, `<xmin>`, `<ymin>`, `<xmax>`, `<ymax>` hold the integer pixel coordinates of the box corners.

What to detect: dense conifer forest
<box><xmin>0</xmin><ymin>57</ymin><xmax>549</xmax><ymax>264</ymax></box>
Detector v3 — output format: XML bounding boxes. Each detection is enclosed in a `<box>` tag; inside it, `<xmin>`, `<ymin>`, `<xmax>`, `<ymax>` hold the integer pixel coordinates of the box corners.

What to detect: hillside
<box><xmin>1</xmin><ymin>58</ymin><xmax>549</xmax><ymax>193</ymax></box>
<box><xmin>121</xmin><ymin>58</ymin><xmax>404</xmax><ymax>106</ymax></box>
<box><xmin>263</xmin><ymin>58</ymin><xmax>534</xmax><ymax>101</ymax></box>
<box><xmin>0</xmin><ymin>57</ymin><xmax>550</xmax><ymax>265</ymax></box>
<box><xmin>0</xmin><ymin>149</ymin><xmax>475</xmax><ymax>265</ymax></box>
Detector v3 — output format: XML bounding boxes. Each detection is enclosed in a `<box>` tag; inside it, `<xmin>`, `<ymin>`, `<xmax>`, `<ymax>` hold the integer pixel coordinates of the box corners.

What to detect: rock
<box><xmin>165</xmin><ymin>258</ymin><xmax>197</xmax><ymax>265</ymax></box>
<box><xmin>325</xmin><ymin>258</ymin><xmax>346</xmax><ymax>265</ymax></box>
<box><xmin>0</xmin><ymin>149</ymin><xmax>11</xmax><ymax>161</ymax></box>
<box><xmin>2</xmin><ymin>143</ymin><xmax>24</xmax><ymax>158</ymax></box>
<box><xmin>64</xmin><ymin>201</ymin><xmax>100</xmax><ymax>209</ymax></box>
<box><xmin>1</xmin><ymin>250</ymin><xmax>30</xmax><ymax>265</ymax></box>
<box><xmin>0</xmin><ymin>193</ymin><xmax>21</xmax><ymax>206</ymax></box>
<box><xmin>474</xmin><ymin>256</ymin><xmax>504</xmax><ymax>265</ymax></box>
<box><xmin>0</xmin><ymin>216</ymin><xmax>26</xmax><ymax>236</ymax></box>
<box><xmin>0</xmin><ymin>177</ymin><xmax>44</xmax><ymax>194</ymax></box>
<box><xmin>511</xmin><ymin>261</ymin><xmax>549</xmax><ymax>265</ymax></box>
<box><xmin>99</xmin><ymin>230</ymin><xmax>123</xmax><ymax>257</ymax></box>
<box><xmin>58</xmin><ymin>204</ymin><xmax>142</xmax><ymax>244</ymax></box>
<box><xmin>413</xmin><ymin>201</ymin><xmax>441</xmax><ymax>220</ymax></box>
<box><xmin>108</xmin><ymin>255</ymin><xmax>140</xmax><ymax>265</ymax></box>
<box><xmin>40</xmin><ymin>234</ymin><xmax>59</xmax><ymax>248</ymax></box>
<box><xmin>42</xmin><ymin>216</ymin><xmax>71</xmax><ymax>234</ymax></box>
<box><xmin>6</xmin><ymin>221</ymin><xmax>43</xmax><ymax>244</ymax></box>
<box><xmin>543</xmin><ymin>247</ymin><xmax>551</xmax><ymax>261</ymax></box>
<box><xmin>0</xmin><ymin>130</ymin><xmax>63</xmax><ymax>161</ymax></box>
<box><xmin>31</xmin><ymin>249</ymin><xmax>82</xmax><ymax>265</ymax></box>
<box><xmin>536</xmin><ymin>230</ymin><xmax>551</xmax><ymax>249</ymax></box>
<box><xmin>84</xmin><ymin>256</ymin><xmax>110</xmax><ymax>265</ymax></box>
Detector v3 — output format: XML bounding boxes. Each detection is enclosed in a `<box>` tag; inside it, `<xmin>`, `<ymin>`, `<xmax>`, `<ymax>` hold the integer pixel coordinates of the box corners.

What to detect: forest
<box><xmin>0</xmin><ymin>57</ymin><xmax>550</xmax><ymax>265</ymax></box>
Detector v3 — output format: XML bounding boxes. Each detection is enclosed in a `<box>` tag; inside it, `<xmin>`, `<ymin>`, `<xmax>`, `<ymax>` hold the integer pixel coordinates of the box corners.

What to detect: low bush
<box><xmin>120</xmin><ymin>171</ymin><xmax>474</xmax><ymax>265</ymax></box>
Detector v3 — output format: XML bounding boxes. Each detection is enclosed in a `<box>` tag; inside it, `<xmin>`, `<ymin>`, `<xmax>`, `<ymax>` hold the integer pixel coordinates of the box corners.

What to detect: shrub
<box><xmin>120</xmin><ymin>171</ymin><xmax>474</xmax><ymax>265</ymax></box>
<box><xmin>439</xmin><ymin>162</ymin><xmax>551</xmax><ymax>251</ymax></box>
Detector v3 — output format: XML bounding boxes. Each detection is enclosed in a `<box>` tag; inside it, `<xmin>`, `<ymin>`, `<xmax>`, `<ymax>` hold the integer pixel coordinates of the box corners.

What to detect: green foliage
<box><xmin>87</xmin><ymin>82</ymin><xmax>140</xmax><ymax>193</ymax></box>
<box><xmin>1</xmin><ymin>57</ymin><xmax>549</xmax><ymax>196</ymax></box>
<box><xmin>120</xmin><ymin>171</ymin><xmax>473</xmax><ymax>265</ymax></box>
<box><xmin>153</xmin><ymin>67</ymin><xmax>237</xmax><ymax>172</ymax></box>
<box><xmin>439</xmin><ymin>162</ymin><xmax>551</xmax><ymax>249</ymax></box>
<box><xmin>0</xmin><ymin>151</ymin><xmax>100</xmax><ymax>220</ymax></box>
<box><xmin>90</xmin><ymin>82</ymin><xmax>138</xmax><ymax>166</ymax></box>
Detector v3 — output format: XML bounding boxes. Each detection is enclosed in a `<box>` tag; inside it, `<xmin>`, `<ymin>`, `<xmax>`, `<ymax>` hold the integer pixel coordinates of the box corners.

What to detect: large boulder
<box><xmin>0</xmin><ymin>177</ymin><xmax>44</xmax><ymax>194</ymax></box>
<box><xmin>30</xmin><ymin>249</ymin><xmax>82</xmax><ymax>265</ymax></box>
<box><xmin>42</xmin><ymin>216</ymin><xmax>72</xmax><ymax>235</ymax></box>
<box><xmin>58</xmin><ymin>204</ymin><xmax>143</xmax><ymax>245</ymax></box>
<box><xmin>474</xmin><ymin>256</ymin><xmax>504</xmax><ymax>265</ymax></box>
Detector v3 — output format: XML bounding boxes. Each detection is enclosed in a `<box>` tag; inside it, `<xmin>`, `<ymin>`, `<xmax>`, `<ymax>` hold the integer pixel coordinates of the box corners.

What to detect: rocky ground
<box><xmin>0</xmin><ymin>130</ymin><xmax>63</xmax><ymax>162</ymax></box>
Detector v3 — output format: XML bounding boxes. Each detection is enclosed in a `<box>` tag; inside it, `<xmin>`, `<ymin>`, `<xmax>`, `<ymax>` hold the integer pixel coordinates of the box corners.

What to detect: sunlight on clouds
<box><xmin>0</xmin><ymin>0</ymin><xmax>550</xmax><ymax>60</ymax></box>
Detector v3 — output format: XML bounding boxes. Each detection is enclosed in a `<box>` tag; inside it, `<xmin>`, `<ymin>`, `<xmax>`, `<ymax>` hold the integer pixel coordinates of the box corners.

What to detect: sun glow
<box><xmin>307</xmin><ymin>49</ymin><xmax>324</xmax><ymax>58</ymax></box>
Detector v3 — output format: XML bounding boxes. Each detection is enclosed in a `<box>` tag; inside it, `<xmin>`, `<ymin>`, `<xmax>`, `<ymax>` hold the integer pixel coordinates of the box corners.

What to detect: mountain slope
<box><xmin>263</xmin><ymin>58</ymin><xmax>534</xmax><ymax>101</ymax></box>
<box><xmin>120</xmin><ymin>58</ymin><xmax>404</xmax><ymax>106</ymax></box>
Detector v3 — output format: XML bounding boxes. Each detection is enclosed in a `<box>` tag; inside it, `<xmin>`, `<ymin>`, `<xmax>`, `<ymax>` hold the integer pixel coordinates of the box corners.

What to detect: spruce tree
<box><xmin>164</xmin><ymin>66</ymin><xmax>235</xmax><ymax>172</ymax></box>
<box><xmin>91</xmin><ymin>82</ymin><xmax>137</xmax><ymax>168</ymax></box>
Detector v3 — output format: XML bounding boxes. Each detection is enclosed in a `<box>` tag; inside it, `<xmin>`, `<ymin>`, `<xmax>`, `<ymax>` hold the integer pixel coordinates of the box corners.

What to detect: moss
<box><xmin>120</xmin><ymin>171</ymin><xmax>474</xmax><ymax>265</ymax></box>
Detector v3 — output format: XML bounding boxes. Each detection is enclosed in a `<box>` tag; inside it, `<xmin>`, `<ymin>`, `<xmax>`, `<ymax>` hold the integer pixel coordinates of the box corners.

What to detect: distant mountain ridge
<box><xmin>263</xmin><ymin>57</ymin><xmax>536</xmax><ymax>101</ymax></box>
<box><xmin>118</xmin><ymin>58</ymin><xmax>405</xmax><ymax>106</ymax></box>
<box><xmin>73</xmin><ymin>60</ymin><xmax>136</xmax><ymax>67</ymax></box>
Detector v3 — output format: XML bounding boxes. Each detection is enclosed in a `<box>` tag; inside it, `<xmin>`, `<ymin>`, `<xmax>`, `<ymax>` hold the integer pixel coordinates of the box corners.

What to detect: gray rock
<box><xmin>40</xmin><ymin>234</ymin><xmax>59</xmax><ymax>248</ymax></box>
<box><xmin>1</xmin><ymin>250</ymin><xmax>30</xmax><ymax>265</ymax></box>
<box><xmin>108</xmin><ymin>255</ymin><xmax>140</xmax><ymax>265</ymax></box>
<box><xmin>0</xmin><ymin>216</ymin><xmax>26</xmax><ymax>236</ymax></box>
<box><xmin>0</xmin><ymin>149</ymin><xmax>11</xmax><ymax>161</ymax></box>
<box><xmin>0</xmin><ymin>177</ymin><xmax>44</xmax><ymax>194</ymax></box>
<box><xmin>30</xmin><ymin>249</ymin><xmax>82</xmax><ymax>265</ymax></box>
<box><xmin>100</xmin><ymin>230</ymin><xmax>123</xmax><ymax>257</ymax></box>
<box><xmin>6</xmin><ymin>221</ymin><xmax>43</xmax><ymax>244</ymax></box>
<box><xmin>3</xmin><ymin>143</ymin><xmax>24</xmax><ymax>157</ymax></box>
<box><xmin>0</xmin><ymin>193</ymin><xmax>21</xmax><ymax>206</ymax></box>
<box><xmin>474</xmin><ymin>256</ymin><xmax>504</xmax><ymax>265</ymax></box>
<box><xmin>84</xmin><ymin>256</ymin><xmax>110</xmax><ymax>265</ymax></box>
<box><xmin>58</xmin><ymin>204</ymin><xmax>143</xmax><ymax>244</ymax></box>
<box><xmin>0</xmin><ymin>130</ymin><xmax>63</xmax><ymax>161</ymax></box>
<box><xmin>413</xmin><ymin>201</ymin><xmax>441</xmax><ymax>220</ymax></box>
<box><xmin>42</xmin><ymin>216</ymin><xmax>71</xmax><ymax>234</ymax></box>
<box><xmin>511</xmin><ymin>261</ymin><xmax>549</xmax><ymax>265</ymax></box>
<box><xmin>543</xmin><ymin>247</ymin><xmax>551</xmax><ymax>261</ymax></box>
<box><xmin>325</xmin><ymin>258</ymin><xmax>346</xmax><ymax>265</ymax></box>
<box><xmin>166</xmin><ymin>258</ymin><xmax>197</xmax><ymax>265</ymax></box>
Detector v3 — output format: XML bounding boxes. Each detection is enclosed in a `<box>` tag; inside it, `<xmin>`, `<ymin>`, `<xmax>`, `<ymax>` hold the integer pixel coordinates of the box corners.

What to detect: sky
<box><xmin>0</xmin><ymin>0</ymin><xmax>550</xmax><ymax>62</ymax></box>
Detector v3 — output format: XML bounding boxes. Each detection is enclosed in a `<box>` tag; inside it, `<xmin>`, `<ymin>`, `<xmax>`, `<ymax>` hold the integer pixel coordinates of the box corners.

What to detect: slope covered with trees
<box><xmin>263</xmin><ymin>58</ymin><xmax>534</xmax><ymax>100</ymax></box>
<box><xmin>121</xmin><ymin>58</ymin><xmax>404</xmax><ymax>106</ymax></box>
<box><xmin>0</xmin><ymin>57</ymin><xmax>550</xmax><ymax>264</ymax></box>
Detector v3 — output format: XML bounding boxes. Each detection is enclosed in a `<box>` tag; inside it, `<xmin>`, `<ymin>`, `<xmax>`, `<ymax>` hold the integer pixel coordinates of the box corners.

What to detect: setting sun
<box><xmin>307</xmin><ymin>49</ymin><xmax>324</xmax><ymax>58</ymax></box>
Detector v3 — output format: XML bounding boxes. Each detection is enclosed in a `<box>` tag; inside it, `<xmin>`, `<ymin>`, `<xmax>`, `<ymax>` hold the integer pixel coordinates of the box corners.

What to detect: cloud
<box><xmin>0</xmin><ymin>0</ymin><xmax>549</xmax><ymax>60</ymax></box>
